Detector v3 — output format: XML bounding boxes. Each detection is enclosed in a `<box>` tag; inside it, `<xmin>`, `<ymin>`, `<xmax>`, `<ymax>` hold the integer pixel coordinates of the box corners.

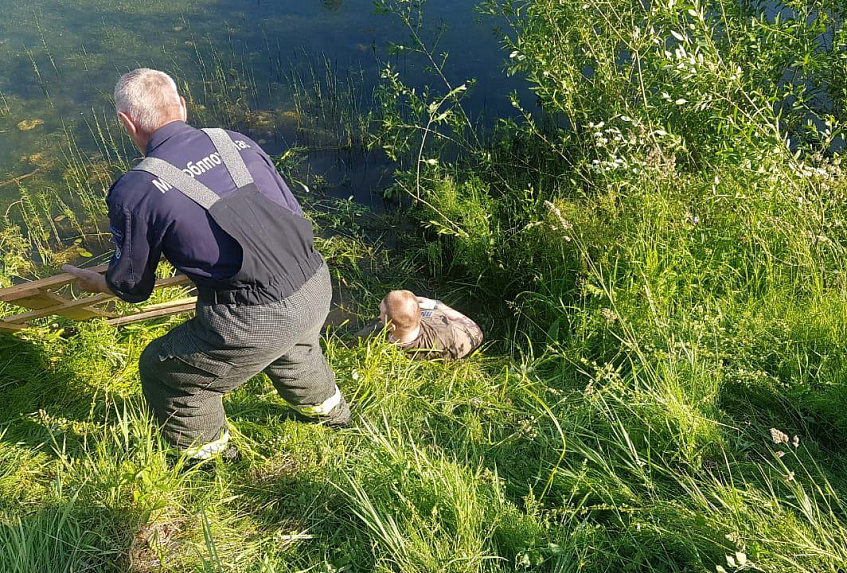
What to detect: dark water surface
<box><xmin>3</xmin><ymin>0</ymin><xmax>833</xmax><ymax>258</ymax></box>
<box><xmin>0</xmin><ymin>0</ymin><xmax>522</xmax><ymax>227</ymax></box>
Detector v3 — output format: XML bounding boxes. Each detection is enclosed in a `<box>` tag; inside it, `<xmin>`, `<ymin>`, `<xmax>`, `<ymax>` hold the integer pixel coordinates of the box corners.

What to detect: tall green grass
<box><xmin>2</xmin><ymin>0</ymin><xmax>847</xmax><ymax>571</ymax></box>
<box><xmin>363</xmin><ymin>0</ymin><xmax>847</xmax><ymax>570</ymax></box>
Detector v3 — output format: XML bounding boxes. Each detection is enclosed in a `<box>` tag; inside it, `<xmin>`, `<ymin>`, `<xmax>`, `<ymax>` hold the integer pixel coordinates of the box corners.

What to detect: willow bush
<box><xmin>369</xmin><ymin>0</ymin><xmax>847</xmax><ymax>570</ymax></box>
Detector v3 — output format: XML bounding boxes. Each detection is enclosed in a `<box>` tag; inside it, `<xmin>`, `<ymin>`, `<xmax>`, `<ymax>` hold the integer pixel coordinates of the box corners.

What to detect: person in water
<box><xmin>367</xmin><ymin>289</ymin><xmax>483</xmax><ymax>360</ymax></box>
<box><xmin>63</xmin><ymin>68</ymin><xmax>350</xmax><ymax>465</ymax></box>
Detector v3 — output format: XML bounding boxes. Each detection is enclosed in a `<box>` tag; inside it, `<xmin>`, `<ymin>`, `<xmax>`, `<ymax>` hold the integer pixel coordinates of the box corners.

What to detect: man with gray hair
<box><xmin>64</xmin><ymin>68</ymin><xmax>350</xmax><ymax>465</ymax></box>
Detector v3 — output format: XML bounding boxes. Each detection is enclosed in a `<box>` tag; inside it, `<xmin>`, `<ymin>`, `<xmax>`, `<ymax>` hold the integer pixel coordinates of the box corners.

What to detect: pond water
<box><xmin>0</xmin><ymin>0</ymin><xmax>838</xmax><ymax>265</ymax></box>
<box><xmin>0</xmin><ymin>0</ymin><xmax>525</xmax><ymax>262</ymax></box>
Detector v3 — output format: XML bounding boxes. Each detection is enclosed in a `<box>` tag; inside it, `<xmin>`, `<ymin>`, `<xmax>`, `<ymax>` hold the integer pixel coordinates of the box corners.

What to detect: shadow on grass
<box><xmin>0</xmin><ymin>328</ymin><xmax>133</xmax><ymax>458</ymax></box>
<box><xmin>224</xmin><ymin>448</ymin><xmax>378</xmax><ymax>572</ymax></box>
<box><xmin>0</xmin><ymin>498</ymin><xmax>141</xmax><ymax>573</ymax></box>
<box><xmin>0</xmin><ymin>332</ymin><xmax>84</xmax><ymax>447</ymax></box>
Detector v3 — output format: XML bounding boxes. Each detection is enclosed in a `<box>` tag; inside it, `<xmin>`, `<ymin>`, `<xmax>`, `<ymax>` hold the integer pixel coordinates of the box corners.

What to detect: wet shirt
<box><xmin>105</xmin><ymin>121</ymin><xmax>304</xmax><ymax>303</ymax></box>
<box><xmin>401</xmin><ymin>308</ymin><xmax>483</xmax><ymax>361</ymax></box>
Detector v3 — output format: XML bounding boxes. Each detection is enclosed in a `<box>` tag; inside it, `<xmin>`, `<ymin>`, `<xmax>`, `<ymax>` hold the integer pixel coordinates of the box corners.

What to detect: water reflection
<box><xmin>0</xmin><ymin>0</ymin><xmax>525</xmax><ymax>243</ymax></box>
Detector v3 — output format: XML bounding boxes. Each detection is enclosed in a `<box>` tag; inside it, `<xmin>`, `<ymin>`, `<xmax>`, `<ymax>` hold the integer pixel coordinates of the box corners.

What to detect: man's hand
<box><xmin>62</xmin><ymin>265</ymin><xmax>111</xmax><ymax>294</ymax></box>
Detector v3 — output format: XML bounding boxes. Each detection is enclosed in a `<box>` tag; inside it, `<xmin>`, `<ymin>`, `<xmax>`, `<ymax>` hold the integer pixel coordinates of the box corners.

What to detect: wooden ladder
<box><xmin>0</xmin><ymin>265</ymin><xmax>195</xmax><ymax>332</ymax></box>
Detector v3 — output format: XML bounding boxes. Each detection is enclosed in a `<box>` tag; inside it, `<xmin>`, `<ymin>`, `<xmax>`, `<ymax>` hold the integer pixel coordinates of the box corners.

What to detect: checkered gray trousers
<box><xmin>139</xmin><ymin>263</ymin><xmax>349</xmax><ymax>451</ymax></box>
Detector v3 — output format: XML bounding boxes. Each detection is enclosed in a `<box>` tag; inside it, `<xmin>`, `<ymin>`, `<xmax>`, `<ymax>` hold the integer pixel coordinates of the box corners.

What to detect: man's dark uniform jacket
<box><xmin>105</xmin><ymin>121</ymin><xmax>309</xmax><ymax>302</ymax></box>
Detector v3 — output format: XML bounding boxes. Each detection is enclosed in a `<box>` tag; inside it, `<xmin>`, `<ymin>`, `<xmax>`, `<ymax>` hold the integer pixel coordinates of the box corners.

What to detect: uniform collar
<box><xmin>145</xmin><ymin>121</ymin><xmax>194</xmax><ymax>155</ymax></box>
<box><xmin>390</xmin><ymin>325</ymin><xmax>421</xmax><ymax>346</ymax></box>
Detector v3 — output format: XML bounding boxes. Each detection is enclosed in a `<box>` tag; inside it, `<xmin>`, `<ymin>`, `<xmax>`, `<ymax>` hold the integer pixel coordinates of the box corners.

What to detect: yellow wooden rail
<box><xmin>0</xmin><ymin>266</ymin><xmax>194</xmax><ymax>331</ymax></box>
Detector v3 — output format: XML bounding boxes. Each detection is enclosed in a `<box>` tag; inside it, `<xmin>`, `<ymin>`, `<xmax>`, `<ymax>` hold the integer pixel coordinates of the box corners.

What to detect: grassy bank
<box><xmin>3</xmin><ymin>0</ymin><xmax>847</xmax><ymax>571</ymax></box>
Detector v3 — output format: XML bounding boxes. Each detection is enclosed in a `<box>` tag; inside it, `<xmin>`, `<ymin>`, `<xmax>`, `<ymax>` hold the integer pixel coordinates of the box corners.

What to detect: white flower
<box><xmin>770</xmin><ymin>428</ymin><xmax>789</xmax><ymax>445</ymax></box>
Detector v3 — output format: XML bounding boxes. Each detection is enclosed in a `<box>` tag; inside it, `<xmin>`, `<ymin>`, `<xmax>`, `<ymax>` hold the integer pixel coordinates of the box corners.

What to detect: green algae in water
<box><xmin>0</xmin><ymin>0</ymin><xmax>513</xmax><ymax>261</ymax></box>
<box><xmin>16</xmin><ymin>119</ymin><xmax>44</xmax><ymax>132</ymax></box>
<box><xmin>99</xmin><ymin>27</ymin><xmax>144</xmax><ymax>54</ymax></box>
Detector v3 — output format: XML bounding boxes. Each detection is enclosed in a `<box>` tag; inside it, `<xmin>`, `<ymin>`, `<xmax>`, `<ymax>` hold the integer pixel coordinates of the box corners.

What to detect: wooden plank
<box><xmin>0</xmin><ymin>267</ymin><xmax>192</xmax><ymax>329</ymax></box>
<box><xmin>4</xmin><ymin>293</ymin><xmax>116</xmax><ymax>324</ymax></box>
<box><xmin>0</xmin><ymin>264</ymin><xmax>109</xmax><ymax>301</ymax></box>
<box><xmin>54</xmin><ymin>307</ymin><xmax>114</xmax><ymax>320</ymax></box>
<box><xmin>5</xmin><ymin>290</ymin><xmax>71</xmax><ymax>310</ymax></box>
<box><xmin>135</xmin><ymin>297</ymin><xmax>197</xmax><ymax>312</ymax></box>
<box><xmin>0</xmin><ymin>321</ymin><xmax>25</xmax><ymax>332</ymax></box>
<box><xmin>2</xmin><ymin>293</ymin><xmax>196</xmax><ymax>328</ymax></box>
<box><xmin>0</xmin><ymin>268</ymin><xmax>188</xmax><ymax>304</ymax></box>
<box><xmin>154</xmin><ymin>275</ymin><xmax>192</xmax><ymax>289</ymax></box>
<box><xmin>107</xmin><ymin>300</ymin><xmax>196</xmax><ymax>326</ymax></box>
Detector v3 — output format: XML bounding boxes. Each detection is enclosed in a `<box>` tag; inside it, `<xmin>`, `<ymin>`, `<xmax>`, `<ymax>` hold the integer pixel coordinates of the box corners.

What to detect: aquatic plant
<box><xmin>286</xmin><ymin>55</ymin><xmax>371</xmax><ymax>152</ymax></box>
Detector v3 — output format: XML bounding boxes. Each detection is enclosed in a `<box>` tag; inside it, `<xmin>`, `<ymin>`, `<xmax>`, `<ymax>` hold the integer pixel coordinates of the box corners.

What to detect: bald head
<box><xmin>380</xmin><ymin>290</ymin><xmax>420</xmax><ymax>334</ymax></box>
<box><xmin>115</xmin><ymin>68</ymin><xmax>184</xmax><ymax>134</ymax></box>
